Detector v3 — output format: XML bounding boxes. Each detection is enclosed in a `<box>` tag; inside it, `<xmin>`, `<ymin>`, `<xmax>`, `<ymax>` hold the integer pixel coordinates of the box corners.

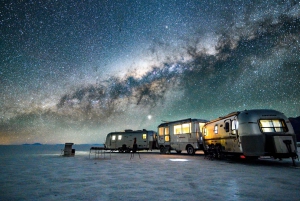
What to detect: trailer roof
<box><xmin>108</xmin><ymin>129</ymin><xmax>155</xmax><ymax>135</ymax></box>
<box><xmin>158</xmin><ymin>118</ymin><xmax>208</xmax><ymax>127</ymax></box>
<box><xmin>205</xmin><ymin>109</ymin><xmax>284</xmax><ymax>124</ymax></box>
<box><xmin>204</xmin><ymin>111</ymin><xmax>240</xmax><ymax>124</ymax></box>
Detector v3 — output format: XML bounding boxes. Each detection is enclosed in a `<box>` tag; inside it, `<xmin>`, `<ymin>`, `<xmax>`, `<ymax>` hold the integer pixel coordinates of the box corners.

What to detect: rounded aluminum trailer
<box><xmin>203</xmin><ymin>109</ymin><xmax>298</xmax><ymax>164</ymax></box>
<box><xmin>105</xmin><ymin>129</ymin><xmax>157</xmax><ymax>152</ymax></box>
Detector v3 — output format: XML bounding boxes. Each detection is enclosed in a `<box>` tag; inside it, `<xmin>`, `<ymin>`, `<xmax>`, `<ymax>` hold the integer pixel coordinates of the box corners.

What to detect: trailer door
<box><xmin>158</xmin><ymin>126</ymin><xmax>170</xmax><ymax>145</ymax></box>
<box><xmin>111</xmin><ymin>134</ymin><xmax>117</xmax><ymax>149</ymax></box>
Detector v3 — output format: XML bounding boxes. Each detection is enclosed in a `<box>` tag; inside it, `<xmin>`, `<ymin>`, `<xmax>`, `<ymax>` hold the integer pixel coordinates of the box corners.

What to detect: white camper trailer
<box><xmin>157</xmin><ymin>118</ymin><xmax>208</xmax><ymax>155</ymax></box>
<box><xmin>105</xmin><ymin>129</ymin><xmax>157</xmax><ymax>152</ymax></box>
<box><xmin>202</xmin><ymin>109</ymin><xmax>298</xmax><ymax>163</ymax></box>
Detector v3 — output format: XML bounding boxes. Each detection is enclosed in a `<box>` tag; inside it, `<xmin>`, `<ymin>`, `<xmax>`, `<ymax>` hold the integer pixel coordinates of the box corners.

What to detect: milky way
<box><xmin>0</xmin><ymin>1</ymin><xmax>299</xmax><ymax>144</ymax></box>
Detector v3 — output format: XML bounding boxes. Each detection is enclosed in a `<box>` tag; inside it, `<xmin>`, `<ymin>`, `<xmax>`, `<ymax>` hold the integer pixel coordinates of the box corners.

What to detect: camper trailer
<box><xmin>202</xmin><ymin>109</ymin><xmax>298</xmax><ymax>162</ymax></box>
<box><xmin>105</xmin><ymin>129</ymin><xmax>157</xmax><ymax>152</ymax></box>
<box><xmin>157</xmin><ymin>118</ymin><xmax>208</xmax><ymax>155</ymax></box>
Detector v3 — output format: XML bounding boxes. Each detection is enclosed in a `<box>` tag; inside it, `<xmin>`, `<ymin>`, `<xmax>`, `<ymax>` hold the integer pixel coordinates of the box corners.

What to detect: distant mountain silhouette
<box><xmin>22</xmin><ymin>143</ymin><xmax>43</xmax><ymax>145</ymax></box>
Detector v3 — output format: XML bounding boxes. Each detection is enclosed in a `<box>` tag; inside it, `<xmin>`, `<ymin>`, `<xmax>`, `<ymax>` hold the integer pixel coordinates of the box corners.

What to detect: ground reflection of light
<box><xmin>169</xmin><ymin>159</ymin><xmax>188</xmax><ymax>162</ymax></box>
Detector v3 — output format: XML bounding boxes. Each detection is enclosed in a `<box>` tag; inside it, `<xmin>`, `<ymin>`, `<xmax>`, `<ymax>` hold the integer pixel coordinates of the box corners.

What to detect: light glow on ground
<box><xmin>169</xmin><ymin>159</ymin><xmax>189</xmax><ymax>162</ymax></box>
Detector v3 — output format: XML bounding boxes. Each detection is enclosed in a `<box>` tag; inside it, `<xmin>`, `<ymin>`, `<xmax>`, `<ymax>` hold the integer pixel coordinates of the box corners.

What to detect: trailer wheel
<box><xmin>160</xmin><ymin>146</ymin><xmax>164</xmax><ymax>154</ymax></box>
<box><xmin>187</xmin><ymin>146</ymin><xmax>195</xmax><ymax>155</ymax></box>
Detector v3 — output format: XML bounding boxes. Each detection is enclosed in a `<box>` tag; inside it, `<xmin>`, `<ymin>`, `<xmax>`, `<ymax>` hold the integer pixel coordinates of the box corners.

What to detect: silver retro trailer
<box><xmin>202</xmin><ymin>109</ymin><xmax>298</xmax><ymax>164</ymax></box>
<box><xmin>105</xmin><ymin>129</ymin><xmax>157</xmax><ymax>152</ymax></box>
<box><xmin>157</xmin><ymin>118</ymin><xmax>208</xmax><ymax>155</ymax></box>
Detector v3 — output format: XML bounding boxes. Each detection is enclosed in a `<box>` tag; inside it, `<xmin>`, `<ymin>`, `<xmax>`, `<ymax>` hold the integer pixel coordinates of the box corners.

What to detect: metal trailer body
<box><xmin>157</xmin><ymin>118</ymin><xmax>208</xmax><ymax>155</ymax></box>
<box><xmin>202</xmin><ymin>109</ymin><xmax>298</xmax><ymax>161</ymax></box>
<box><xmin>105</xmin><ymin>129</ymin><xmax>157</xmax><ymax>152</ymax></box>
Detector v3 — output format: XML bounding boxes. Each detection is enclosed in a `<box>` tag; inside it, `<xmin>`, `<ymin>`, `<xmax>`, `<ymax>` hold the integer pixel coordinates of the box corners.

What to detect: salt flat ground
<box><xmin>0</xmin><ymin>145</ymin><xmax>299</xmax><ymax>201</ymax></box>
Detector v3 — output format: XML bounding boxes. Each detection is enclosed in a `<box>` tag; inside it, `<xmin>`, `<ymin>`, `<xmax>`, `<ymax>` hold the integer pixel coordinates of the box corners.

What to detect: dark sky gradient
<box><xmin>1</xmin><ymin>1</ymin><xmax>299</xmax><ymax>144</ymax></box>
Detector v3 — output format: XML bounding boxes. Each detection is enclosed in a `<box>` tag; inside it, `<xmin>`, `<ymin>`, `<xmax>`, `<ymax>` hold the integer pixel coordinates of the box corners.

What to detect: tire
<box><xmin>187</xmin><ymin>146</ymin><xmax>195</xmax><ymax>155</ymax></box>
<box><xmin>160</xmin><ymin>146</ymin><xmax>164</xmax><ymax>154</ymax></box>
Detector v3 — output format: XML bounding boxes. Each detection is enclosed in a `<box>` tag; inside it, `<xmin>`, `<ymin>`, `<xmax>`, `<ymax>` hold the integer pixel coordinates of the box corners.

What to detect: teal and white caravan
<box><xmin>157</xmin><ymin>118</ymin><xmax>208</xmax><ymax>155</ymax></box>
<box><xmin>105</xmin><ymin>129</ymin><xmax>157</xmax><ymax>152</ymax></box>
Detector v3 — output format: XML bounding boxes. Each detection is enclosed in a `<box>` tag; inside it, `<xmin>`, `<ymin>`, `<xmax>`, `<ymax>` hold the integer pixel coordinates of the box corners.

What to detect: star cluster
<box><xmin>0</xmin><ymin>1</ymin><xmax>299</xmax><ymax>144</ymax></box>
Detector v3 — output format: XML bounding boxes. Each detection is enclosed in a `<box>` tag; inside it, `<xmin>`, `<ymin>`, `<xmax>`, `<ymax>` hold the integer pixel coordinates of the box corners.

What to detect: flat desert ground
<box><xmin>0</xmin><ymin>145</ymin><xmax>300</xmax><ymax>201</ymax></box>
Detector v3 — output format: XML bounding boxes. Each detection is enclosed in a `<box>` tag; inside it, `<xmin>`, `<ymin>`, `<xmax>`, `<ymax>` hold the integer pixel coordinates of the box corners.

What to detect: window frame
<box><xmin>118</xmin><ymin>135</ymin><xmax>122</xmax><ymax>140</ymax></box>
<box><xmin>158</xmin><ymin>127</ymin><xmax>164</xmax><ymax>136</ymax></box>
<box><xmin>214</xmin><ymin>124</ymin><xmax>218</xmax><ymax>134</ymax></box>
<box><xmin>142</xmin><ymin>134</ymin><xmax>147</xmax><ymax>139</ymax></box>
<box><xmin>258</xmin><ymin>119</ymin><xmax>288</xmax><ymax>133</ymax></box>
<box><xmin>174</xmin><ymin>123</ymin><xmax>191</xmax><ymax>135</ymax></box>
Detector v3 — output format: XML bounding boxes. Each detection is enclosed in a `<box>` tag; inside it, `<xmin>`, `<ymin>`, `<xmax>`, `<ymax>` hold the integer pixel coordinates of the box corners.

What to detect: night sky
<box><xmin>1</xmin><ymin>1</ymin><xmax>299</xmax><ymax>144</ymax></box>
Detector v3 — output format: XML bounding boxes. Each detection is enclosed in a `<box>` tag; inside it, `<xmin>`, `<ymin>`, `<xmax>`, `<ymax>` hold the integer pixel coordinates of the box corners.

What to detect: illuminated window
<box><xmin>174</xmin><ymin>123</ymin><xmax>191</xmax><ymax>134</ymax></box>
<box><xmin>165</xmin><ymin>136</ymin><xmax>169</xmax><ymax>141</ymax></box>
<box><xmin>182</xmin><ymin>123</ymin><xmax>190</xmax><ymax>133</ymax></box>
<box><xmin>159</xmin><ymin>127</ymin><xmax>169</xmax><ymax>136</ymax></box>
<box><xmin>159</xmin><ymin>127</ymin><xmax>164</xmax><ymax>136</ymax></box>
<box><xmin>174</xmin><ymin>125</ymin><xmax>181</xmax><ymax>134</ymax></box>
<box><xmin>232</xmin><ymin>120</ymin><xmax>238</xmax><ymax>130</ymax></box>
<box><xmin>199</xmin><ymin>123</ymin><xmax>205</xmax><ymax>134</ymax></box>
<box><xmin>112</xmin><ymin>135</ymin><xmax>116</xmax><ymax>140</ymax></box>
<box><xmin>214</xmin><ymin>125</ymin><xmax>218</xmax><ymax>134</ymax></box>
<box><xmin>165</xmin><ymin>127</ymin><xmax>169</xmax><ymax>135</ymax></box>
<box><xmin>142</xmin><ymin>134</ymin><xmax>147</xmax><ymax>139</ymax></box>
<box><xmin>259</xmin><ymin>119</ymin><xmax>287</xmax><ymax>133</ymax></box>
<box><xmin>118</xmin><ymin>135</ymin><xmax>122</xmax><ymax>140</ymax></box>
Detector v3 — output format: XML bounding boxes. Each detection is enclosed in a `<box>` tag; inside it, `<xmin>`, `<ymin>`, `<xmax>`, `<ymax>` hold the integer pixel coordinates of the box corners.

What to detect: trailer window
<box><xmin>214</xmin><ymin>125</ymin><xmax>218</xmax><ymax>134</ymax></box>
<box><xmin>182</xmin><ymin>123</ymin><xmax>190</xmax><ymax>133</ymax></box>
<box><xmin>165</xmin><ymin>135</ymin><xmax>169</xmax><ymax>142</ymax></box>
<box><xmin>174</xmin><ymin>123</ymin><xmax>191</xmax><ymax>134</ymax></box>
<box><xmin>159</xmin><ymin>127</ymin><xmax>169</xmax><ymax>136</ymax></box>
<box><xmin>142</xmin><ymin>134</ymin><xmax>147</xmax><ymax>139</ymax></box>
<box><xmin>174</xmin><ymin>125</ymin><xmax>181</xmax><ymax>134</ymax></box>
<box><xmin>199</xmin><ymin>123</ymin><xmax>205</xmax><ymax>134</ymax></box>
<box><xmin>112</xmin><ymin>135</ymin><xmax>116</xmax><ymax>141</ymax></box>
<box><xmin>165</xmin><ymin>127</ymin><xmax>169</xmax><ymax>135</ymax></box>
<box><xmin>232</xmin><ymin>120</ymin><xmax>238</xmax><ymax>134</ymax></box>
<box><xmin>118</xmin><ymin>135</ymin><xmax>122</xmax><ymax>140</ymax></box>
<box><xmin>159</xmin><ymin>127</ymin><xmax>164</xmax><ymax>136</ymax></box>
<box><xmin>232</xmin><ymin>120</ymin><xmax>238</xmax><ymax>130</ymax></box>
<box><xmin>259</xmin><ymin>119</ymin><xmax>287</xmax><ymax>133</ymax></box>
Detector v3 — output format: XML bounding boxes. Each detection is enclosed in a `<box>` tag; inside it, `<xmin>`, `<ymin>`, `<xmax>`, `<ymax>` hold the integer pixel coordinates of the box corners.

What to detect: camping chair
<box><xmin>130</xmin><ymin>144</ymin><xmax>141</xmax><ymax>159</ymax></box>
<box><xmin>61</xmin><ymin>143</ymin><xmax>75</xmax><ymax>156</ymax></box>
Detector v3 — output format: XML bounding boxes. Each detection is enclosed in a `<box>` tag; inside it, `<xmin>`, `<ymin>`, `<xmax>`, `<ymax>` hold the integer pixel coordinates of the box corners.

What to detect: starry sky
<box><xmin>1</xmin><ymin>0</ymin><xmax>299</xmax><ymax>145</ymax></box>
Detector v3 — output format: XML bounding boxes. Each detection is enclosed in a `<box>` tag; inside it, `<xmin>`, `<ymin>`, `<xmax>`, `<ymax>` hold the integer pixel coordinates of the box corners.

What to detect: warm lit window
<box><xmin>159</xmin><ymin>127</ymin><xmax>164</xmax><ymax>136</ymax></box>
<box><xmin>165</xmin><ymin>136</ymin><xmax>170</xmax><ymax>141</ymax></box>
<box><xmin>118</xmin><ymin>135</ymin><xmax>122</xmax><ymax>140</ymax></box>
<box><xmin>165</xmin><ymin>127</ymin><xmax>169</xmax><ymax>135</ymax></box>
<box><xmin>182</xmin><ymin>123</ymin><xmax>190</xmax><ymax>133</ymax></box>
<box><xmin>112</xmin><ymin>135</ymin><xmax>116</xmax><ymax>140</ymax></box>
<box><xmin>159</xmin><ymin>127</ymin><xmax>169</xmax><ymax>136</ymax></box>
<box><xmin>174</xmin><ymin>123</ymin><xmax>191</xmax><ymax>134</ymax></box>
<box><xmin>174</xmin><ymin>125</ymin><xmax>181</xmax><ymax>134</ymax></box>
<box><xmin>259</xmin><ymin>119</ymin><xmax>287</xmax><ymax>133</ymax></box>
<box><xmin>142</xmin><ymin>134</ymin><xmax>147</xmax><ymax>139</ymax></box>
<box><xmin>214</xmin><ymin>125</ymin><xmax>218</xmax><ymax>134</ymax></box>
<box><xmin>199</xmin><ymin>123</ymin><xmax>205</xmax><ymax>134</ymax></box>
